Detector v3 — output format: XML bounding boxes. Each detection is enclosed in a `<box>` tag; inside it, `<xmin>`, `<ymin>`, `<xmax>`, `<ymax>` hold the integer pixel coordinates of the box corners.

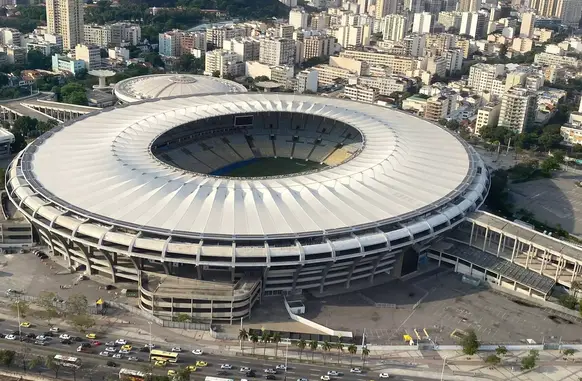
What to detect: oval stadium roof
<box><xmin>113</xmin><ymin>74</ymin><xmax>247</xmax><ymax>103</ymax></box>
<box><xmin>18</xmin><ymin>93</ymin><xmax>483</xmax><ymax>239</ymax></box>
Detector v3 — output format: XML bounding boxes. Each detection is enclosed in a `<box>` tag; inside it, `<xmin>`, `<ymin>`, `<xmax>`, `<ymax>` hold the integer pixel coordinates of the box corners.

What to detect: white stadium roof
<box><xmin>19</xmin><ymin>93</ymin><xmax>481</xmax><ymax>238</ymax></box>
<box><xmin>113</xmin><ymin>74</ymin><xmax>247</xmax><ymax>103</ymax></box>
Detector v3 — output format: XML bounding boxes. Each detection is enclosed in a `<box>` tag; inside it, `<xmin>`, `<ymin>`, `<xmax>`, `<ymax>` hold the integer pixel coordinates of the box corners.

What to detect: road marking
<box><xmin>309</xmin><ymin>369</ymin><xmax>320</xmax><ymax>371</ymax></box>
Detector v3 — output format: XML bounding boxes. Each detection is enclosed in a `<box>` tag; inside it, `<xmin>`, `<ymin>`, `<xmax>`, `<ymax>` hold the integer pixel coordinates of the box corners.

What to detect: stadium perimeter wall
<box><xmin>283</xmin><ymin>297</ymin><xmax>353</xmax><ymax>338</ymax></box>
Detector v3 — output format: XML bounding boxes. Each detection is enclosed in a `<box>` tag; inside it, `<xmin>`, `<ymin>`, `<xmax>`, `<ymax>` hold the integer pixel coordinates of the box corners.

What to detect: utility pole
<box><xmin>148</xmin><ymin>321</ymin><xmax>152</xmax><ymax>350</ymax></box>
<box><xmin>284</xmin><ymin>343</ymin><xmax>289</xmax><ymax>381</ymax></box>
<box><xmin>440</xmin><ymin>356</ymin><xmax>447</xmax><ymax>381</ymax></box>
<box><xmin>240</xmin><ymin>317</ymin><xmax>243</xmax><ymax>350</ymax></box>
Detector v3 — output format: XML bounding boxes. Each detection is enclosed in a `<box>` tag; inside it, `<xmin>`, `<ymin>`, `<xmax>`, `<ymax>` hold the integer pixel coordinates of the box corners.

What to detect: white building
<box><xmin>0</xmin><ymin>28</ymin><xmax>21</xmax><ymax>46</ymax></box>
<box><xmin>444</xmin><ymin>48</ymin><xmax>463</xmax><ymax>74</ymax></box>
<box><xmin>46</xmin><ymin>0</ymin><xmax>84</xmax><ymax>50</ymax></box>
<box><xmin>475</xmin><ymin>102</ymin><xmax>501</xmax><ymax>135</ymax></box>
<box><xmin>412</xmin><ymin>12</ymin><xmax>432</xmax><ymax>34</ymax></box>
<box><xmin>205</xmin><ymin>49</ymin><xmax>243</xmax><ymax>77</ymax></box>
<box><xmin>520</xmin><ymin>12</ymin><xmax>536</xmax><ymax>38</ymax></box>
<box><xmin>381</xmin><ymin>14</ymin><xmax>408</xmax><ymax>42</ymax></box>
<box><xmin>459</xmin><ymin>11</ymin><xmax>486</xmax><ymax>39</ymax></box>
<box><xmin>229</xmin><ymin>37</ymin><xmax>261</xmax><ymax>62</ymax></box>
<box><xmin>75</xmin><ymin>43</ymin><xmax>100</xmax><ymax>70</ymax></box>
<box><xmin>344</xmin><ymin>85</ymin><xmax>378</xmax><ymax>103</ymax></box>
<box><xmin>499</xmin><ymin>87</ymin><xmax>538</xmax><ymax>133</ymax></box>
<box><xmin>467</xmin><ymin>63</ymin><xmax>505</xmax><ymax>96</ymax></box>
<box><xmin>332</xmin><ymin>25</ymin><xmax>371</xmax><ymax>48</ymax></box>
<box><xmin>259</xmin><ymin>38</ymin><xmax>296</xmax><ymax>66</ymax></box>
<box><xmin>295</xmin><ymin>69</ymin><xmax>318</xmax><ymax>93</ymax></box>
<box><xmin>52</xmin><ymin>53</ymin><xmax>85</xmax><ymax>74</ymax></box>
<box><xmin>356</xmin><ymin>75</ymin><xmax>407</xmax><ymax>95</ymax></box>
<box><xmin>289</xmin><ymin>8</ymin><xmax>309</xmax><ymax>30</ymax></box>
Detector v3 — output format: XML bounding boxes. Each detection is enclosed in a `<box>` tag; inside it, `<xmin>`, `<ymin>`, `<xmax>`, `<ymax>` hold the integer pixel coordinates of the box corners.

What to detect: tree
<box><xmin>460</xmin><ymin>329</ymin><xmax>479</xmax><ymax>355</ymax></box>
<box><xmin>35</xmin><ymin>291</ymin><xmax>60</xmax><ymax>327</ymax></box>
<box><xmin>297</xmin><ymin>339</ymin><xmax>307</xmax><ymax>361</ymax></box>
<box><xmin>438</xmin><ymin>118</ymin><xmax>447</xmax><ymax>126</ymax></box>
<box><xmin>321</xmin><ymin>341</ymin><xmax>332</xmax><ymax>364</ymax></box>
<box><xmin>521</xmin><ymin>350</ymin><xmax>539</xmax><ymax>370</ymax></box>
<box><xmin>309</xmin><ymin>340</ymin><xmax>318</xmax><ymax>361</ymax></box>
<box><xmin>13</xmin><ymin>116</ymin><xmax>38</xmax><ymax>137</ymax></box>
<box><xmin>496</xmin><ymin>346</ymin><xmax>507</xmax><ymax>356</ymax></box>
<box><xmin>261</xmin><ymin>332</ymin><xmax>271</xmax><ymax>358</ymax></box>
<box><xmin>485</xmin><ymin>169</ymin><xmax>511</xmax><ymax>216</ymax></box>
<box><xmin>45</xmin><ymin>354</ymin><xmax>60</xmax><ymax>378</ymax></box>
<box><xmin>558</xmin><ymin>294</ymin><xmax>578</xmax><ymax>310</ymax></box>
<box><xmin>174</xmin><ymin>366</ymin><xmax>191</xmax><ymax>381</ymax></box>
<box><xmin>69</xmin><ymin>314</ymin><xmax>96</xmax><ymax>332</ymax></box>
<box><xmin>28</xmin><ymin>355</ymin><xmax>44</xmax><ymax>374</ymax></box>
<box><xmin>272</xmin><ymin>332</ymin><xmax>281</xmax><ymax>359</ymax></box>
<box><xmin>11</xmin><ymin>132</ymin><xmax>27</xmax><ymax>153</ymax></box>
<box><xmin>64</xmin><ymin>91</ymin><xmax>88</xmax><ymax>106</ymax></box>
<box><xmin>361</xmin><ymin>347</ymin><xmax>370</xmax><ymax>368</ymax></box>
<box><xmin>499</xmin><ymin>43</ymin><xmax>508</xmax><ymax>58</ymax></box>
<box><xmin>348</xmin><ymin>344</ymin><xmax>357</xmax><ymax>366</ymax></box>
<box><xmin>563</xmin><ymin>348</ymin><xmax>576</xmax><ymax>357</ymax></box>
<box><xmin>26</xmin><ymin>50</ymin><xmax>51</xmax><ymax>70</ymax></box>
<box><xmin>65</xmin><ymin>294</ymin><xmax>95</xmax><ymax>332</ymax></box>
<box><xmin>446</xmin><ymin>120</ymin><xmax>460</xmax><ymax>132</ymax></box>
<box><xmin>239</xmin><ymin>329</ymin><xmax>248</xmax><ymax>354</ymax></box>
<box><xmin>10</xmin><ymin>300</ymin><xmax>30</xmax><ymax>318</ymax></box>
<box><xmin>485</xmin><ymin>354</ymin><xmax>500</xmax><ymax>366</ymax></box>
<box><xmin>175</xmin><ymin>313</ymin><xmax>190</xmax><ymax>322</ymax></box>
<box><xmin>212</xmin><ymin>70</ymin><xmax>220</xmax><ymax>78</ymax></box>
<box><xmin>538</xmin><ymin>131</ymin><xmax>563</xmax><ymax>151</ymax></box>
<box><xmin>0</xmin><ymin>350</ymin><xmax>15</xmax><ymax>367</ymax></box>
<box><xmin>250</xmin><ymin>333</ymin><xmax>259</xmax><ymax>355</ymax></box>
<box><xmin>335</xmin><ymin>342</ymin><xmax>344</xmax><ymax>364</ymax></box>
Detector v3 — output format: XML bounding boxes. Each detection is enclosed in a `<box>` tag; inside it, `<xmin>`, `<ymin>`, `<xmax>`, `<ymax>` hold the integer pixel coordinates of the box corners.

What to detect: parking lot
<box><xmin>303</xmin><ymin>272</ymin><xmax>582</xmax><ymax>345</ymax></box>
<box><xmin>510</xmin><ymin>170</ymin><xmax>582</xmax><ymax>237</ymax></box>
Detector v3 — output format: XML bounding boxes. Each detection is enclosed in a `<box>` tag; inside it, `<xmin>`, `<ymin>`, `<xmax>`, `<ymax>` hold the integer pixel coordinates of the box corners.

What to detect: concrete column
<box><xmin>482</xmin><ymin>227</ymin><xmax>489</xmax><ymax>252</ymax></box>
<box><xmin>496</xmin><ymin>233</ymin><xmax>503</xmax><ymax>257</ymax></box>
<box><xmin>469</xmin><ymin>222</ymin><xmax>475</xmax><ymax>246</ymax></box>
<box><xmin>511</xmin><ymin>239</ymin><xmax>518</xmax><ymax>262</ymax></box>
<box><xmin>570</xmin><ymin>262</ymin><xmax>578</xmax><ymax>283</ymax></box>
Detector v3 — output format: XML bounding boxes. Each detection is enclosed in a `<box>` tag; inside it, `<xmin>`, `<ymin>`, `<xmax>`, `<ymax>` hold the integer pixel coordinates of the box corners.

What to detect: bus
<box><xmin>53</xmin><ymin>355</ymin><xmax>81</xmax><ymax>369</ymax></box>
<box><xmin>149</xmin><ymin>349</ymin><xmax>179</xmax><ymax>363</ymax></box>
<box><xmin>205</xmin><ymin>377</ymin><xmax>235</xmax><ymax>381</ymax></box>
<box><xmin>119</xmin><ymin>368</ymin><xmax>148</xmax><ymax>381</ymax></box>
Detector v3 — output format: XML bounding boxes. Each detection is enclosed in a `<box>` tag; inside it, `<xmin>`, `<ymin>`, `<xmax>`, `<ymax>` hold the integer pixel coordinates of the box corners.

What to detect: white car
<box><xmin>192</xmin><ymin>349</ymin><xmax>203</xmax><ymax>355</ymax></box>
<box><xmin>264</xmin><ymin>369</ymin><xmax>277</xmax><ymax>374</ymax></box>
<box><xmin>221</xmin><ymin>364</ymin><xmax>232</xmax><ymax>370</ymax></box>
<box><xmin>276</xmin><ymin>365</ymin><xmax>287</xmax><ymax>371</ymax></box>
<box><xmin>350</xmin><ymin>368</ymin><xmax>362</xmax><ymax>373</ymax></box>
<box><xmin>119</xmin><ymin>349</ymin><xmax>130</xmax><ymax>354</ymax></box>
<box><xmin>144</xmin><ymin>343</ymin><xmax>156</xmax><ymax>349</ymax></box>
<box><xmin>379</xmin><ymin>373</ymin><xmax>390</xmax><ymax>379</ymax></box>
<box><xmin>105</xmin><ymin>347</ymin><xmax>117</xmax><ymax>352</ymax></box>
<box><xmin>115</xmin><ymin>339</ymin><xmax>127</xmax><ymax>345</ymax></box>
<box><xmin>128</xmin><ymin>356</ymin><xmax>139</xmax><ymax>362</ymax></box>
<box><xmin>99</xmin><ymin>351</ymin><xmax>110</xmax><ymax>357</ymax></box>
<box><xmin>321</xmin><ymin>376</ymin><xmax>331</xmax><ymax>381</ymax></box>
<box><xmin>5</xmin><ymin>335</ymin><xmax>16</xmax><ymax>340</ymax></box>
<box><xmin>112</xmin><ymin>353</ymin><xmax>122</xmax><ymax>359</ymax></box>
<box><xmin>327</xmin><ymin>371</ymin><xmax>339</xmax><ymax>376</ymax></box>
<box><xmin>105</xmin><ymin>341</ymin><xmax>115</xmax><ymax>346</ymax></box>
<box><xmin>59</xmin><ymin>334</ymin><xmax>71</xmax><ymax>340</ymax></box>
<box><xmin>36</xmin><ymin>335</ymin><xmax>48</xmax><ymax>341</ymax></box>
<box><xmin>171</xmin><ymin>347</ymin><xmax>182</xmax><ymax>352</ymax></box>
<box><xmin>49</xmin><ymin>327</ymin><xmax>59</xmax><ymax>333</ymax></box>
<box><xmin>240</xmin><ymin>367</ymin><xmax>251</xmax><ymax>372</ymax></box>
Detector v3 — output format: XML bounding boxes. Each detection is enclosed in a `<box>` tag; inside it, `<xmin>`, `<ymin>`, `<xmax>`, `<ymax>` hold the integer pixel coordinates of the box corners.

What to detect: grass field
<box><xmin>221</xmin><ymin>157</ymin><xmax>325</xmax><ymax>177</ymax></box>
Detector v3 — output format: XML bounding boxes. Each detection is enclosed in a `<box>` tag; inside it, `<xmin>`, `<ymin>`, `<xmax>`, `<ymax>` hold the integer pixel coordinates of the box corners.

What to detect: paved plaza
<box><xmin>304</xmin><ymin>272</ymin><xmax>582</xmax><ymax>345</ymax></box>
<box><xmin>510</xmin><ymin>170</ymin><xmax>582</xmax><ymax>237</ymax></box>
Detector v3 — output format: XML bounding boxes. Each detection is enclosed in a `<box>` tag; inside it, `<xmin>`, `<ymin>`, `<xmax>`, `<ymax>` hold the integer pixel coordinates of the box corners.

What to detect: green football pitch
<box><xmin>222</xmin><ymin>157</ymin><xmax>325</xmax><ymax>177</ymax></box>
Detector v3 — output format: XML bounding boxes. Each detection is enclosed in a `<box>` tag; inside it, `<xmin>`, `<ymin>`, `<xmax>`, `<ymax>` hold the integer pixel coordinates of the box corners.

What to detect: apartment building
<box><xmin>425</xmin><ymin>33</ymin><xmax>458</xmax><ymax>54</ymax></box>
<box><xmin>424</xmin><ymin>95</ymin><xmax>451</xmax><ymax>122</ymax></box>
<box><xmin>534</xmin><ymin>52</ymin><xmax>580</xmax><ymax>67</ymax></box>
<box><xmin>295</xmin><ymin>69</ymin><xmax>318</xmax><ymax>93</ymax></box>
<box><xmin>498</xmin><ymin>87</ymin><xmax>538</xmax><ymax>133</ymax></box>
<box><xmin>530</xmin><ymin>0</ymin><xmax>563</xmax><ymax>18</ymax></box>
<box><xmin>75</xmin><ymin>43</ymin><xmax>100</xmax><ymax>70</ymax></box>
<box><xmin>339</xmin><ymin>50</ymin><xmax>417</xmax><ymax>74</ymax></box>
<box><xmin>403</xmin><ymin>34</ymin><xmax>426</xmax><ymax>57</ymax></box>
<box><xmin>444</xmin><ymin>49</ymin><xmax>463</xmax><ymax>74</ymax></box>
<box><xmin>51</xmin><ymin>53</ymin><xmax>85</xmax><ymax>74</ymax></box>
<box><xmin>289</xmin><ymin>8</ymin><xmax>309</xmax><ymax>30</ymax></box>
<box><xmin>229</xmin><ymin>37</ymin><xmax>260</xmax><ymax>62</ymax></box>
<box><xmin>520</xmin><ymin>12</ymin><xmax>536</xmax><ymax>38</ymax></box>
<box><xmin>459</xmin><ymin>11</ymin><xmax>487</xmax><ymax>39</ymax></box>
<box><xmin>313</xmin><ymin>64</ymin><xmax>355</xmax><ymax>86</ymax></box>
<box><xmin>458</xmin><ymin>0</ymin><xmax>480</xmax><ymax>12</ymax></box>
<box><xmin>204</xmin><ymin>49</ymin><xmax>243</xmax><ymax>77</ymax></box>
<box><xmin>159</xmin><ymin>31</ymin><xmax>182</xmax><ymax>57</ymax></box>
<box><xmin>278</xmin><ymin>24</ymin><xmax>295</xmax><ymax>39</ymax></box>
<box><xmin>3</xmin><ymin>46</ymin><xmax>26</xmax><ymax>65</ymax></box>
<box><xmin>412</xmin><ymin>12</ymin><xmax>432</xmax><ymax>34</ymax></box>
<box><xmin>206</xmin><ymin>25</ymin><xmax>251</xmax><ymax>48</ymax></box>
<box><xmin>332</xmin><ymin>25</ymin><xmax>371</xmax><ymax>48</ymax></box>
<box><xmin>437</xmin><ymin>12</ymin><xmax>462</xmax><ymax>31</ymax></box>
<box><xmin>561</xmin><ymin>0</ymin><xmax>582</xmax><ymax>27</ymax></box>
<box><xmin>356</xmin><ymin>75</ymin><xmax>407</xmax><ymax>95</ymax></box>
<box><xmin>380</xmin><ymin>14</ymin><xmax>408</xmax><ymax>42</ymax></box>
<box><xmin>468</xmin><ymin>63</ymin><xmax>505</xmax><ymax>95</ymax></box>
<box><xmin>303</xmin><ymin>35</ymin><xmax>335</xmax><ymax>60</ymax></box>
<box><xmin>375</xmin><ymin>0</ymin><xmax>398</xmax><ymax>18</ymax></box>
<box><xmin>512</xmin><ymin>37</ymin><xmax>533</xmax><ymax>53</ymax></box>
<box><xmin>475</xmin><ymin>102</ymin><xmax>501</xmax><ymax>135</ymax></box>
<box><xmin>46</xmin><ymin>0</ymin><xmax>84</xmax><ymax>50</ymax></box>
<box><xmin>84</xmin><ymin>23</ymin><xmax>141</xmax><ymax>47</ymax></box>
<box><xmin>0</xmin><ymin>28</ymin><xmax>21</xmax><ymax>46</ymax></box>
<box><xmin>259</xmin><ymin>38</ymin><xmax>296</xmax><ymax>66</ymax></box>
<box><xmin>344</xmin><ymin>85</ymin><xmax>378</xmax><ymax>103</ymax></box>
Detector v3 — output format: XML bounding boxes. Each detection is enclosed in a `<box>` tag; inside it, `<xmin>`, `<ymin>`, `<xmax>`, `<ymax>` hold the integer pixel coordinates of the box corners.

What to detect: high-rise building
<box><xmin>438</xmin><ymin>11</ymin><xmax>463</xmax><ymax>31</ymax></box>
<box><xmin>444</xmin><ymin>48</ymin><xmax>463</xmax><ymax>74</ymax></box>
<box><xmin>468</xmin><ymin>63</ymin><xmax>505</xmax><ymax>95</ymax></box>
<box><xmin>295</xmin><ymin>69</ymin><xmax>318</xmax><ymax>93</ymax></box>
<box><xmin>332</xmin><ymin>25</ymin><xmax>371</xmax><ymax>48</ymax></box>
<box><xmin>560</xmin><ymin>0</ymin><xmax>582</xmax><ymax>26</ymax></box>
<box><xmin>412</xmin><ymin>12</ymin><xmax>433</xmax><ymax>34</ymax></box>
<box><xmin>259</xmin><ymin>38</ymin><xmax>296</xmax><ymax>66</ymax></box>
<box><xmin>530</xmin><ymin>0</ymin><xmax>564</xmax><ymax>18</ymax></box>
<box><xmin>498</xmin><ymin>87</ymin><xmax>537</xmax><ymax>133</ymax></box>
<box><xmin>206</xmin><ymin>25</ymin><xmax>251</xmax><ymax>49</ymax></box>
<box><xmin>158</xmin><ymin>31</ymin><xmax>182</xmax><ymax>57</ymax></box>
<box><xmin>459</xmin><ymin>11</ymin><xmax>487</xmax><ymax>38</ymax></box>
<box><xmin>404</xmin><ymin>0</ymin><xmax>424</xmax><ymax>13</ymax></box>
<box><xmin>46</xmin><ymin>0</ymin><xmax>84</xmax><ymax>50</ymax></box>
<box><xmin>357</xmin><ymin>0</ymin><xmax>369</xmax><ymax>14</ymax></box>
<box><xmin>458</xmin><ymin>0</ymin><xmax>480</xmax><ymax>12</ymax></box>
<box><xmin>475</xmin><ymin>102</ymin><xmax>501</xmax><ymax>135</ymax></box>
<box><xmin>302</xmin><ymin>35</ymin><xmax>335</xmax><ymax>60</ymax></box>
<box><xmin>403</xmin><ymin>34</ymin><xmax>426</xmax><ymax>56</ymax></box>
<box><xmin>229</xmin><ymin>37</ymin><xmax>260</xmax><ymax>62</ymax></box>
<box><xmin>204</xmin><ymin>49</ymin><xmax>243</xmax><ymax>77</ymax></box>
<box><xmin>375</xmin><ymin>0</ymin><xmax>398</xmax><ymax>18</ymax></box>
<box><xmin>381</xmin><ymin>14</ymin><xmax>408</xmax><ymax>41</ymax></box>
<box><xmin>424</xmin><ymin>95</ymin><xmax>451</xmax><ymax>121</ymax></box>
<box><xmin>75</xmin><ymin>43</ymin><xmax>100</xmax><ymax>70</ymax></box>
<box><xmin>519</xmin><ymin>12</ymin><xmax>536</xmax><ymax>38</ymax></box>
<box><xmin>289</xmin><ymin>8</ymin><xmax>309</xmax><ymax>30</ymax></box>
<box><xmin>0</xmin><ymin>28</ymin><xmax>21</xmax><ymax>46</ymax></box>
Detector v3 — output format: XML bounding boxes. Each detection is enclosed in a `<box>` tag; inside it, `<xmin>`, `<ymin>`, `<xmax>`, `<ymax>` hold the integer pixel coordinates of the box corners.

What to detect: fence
<box><xmin>11</xmin><ymin>294</ymin><xmax>99</xmax><ymax>315</ymax></box>
<box><xmin>209</xmin><ymin>327</ymin><xmax>237</xmax><ymax>340</ymax></box>
<box><xmin>108</xmin><ymin>301</ymin><xmax>211</xmax><ymax>330</ymax></box>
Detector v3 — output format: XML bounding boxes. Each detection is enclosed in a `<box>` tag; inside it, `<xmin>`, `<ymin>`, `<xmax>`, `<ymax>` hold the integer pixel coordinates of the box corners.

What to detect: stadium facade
<box><xmin>6</xmin><ymin>93</ymin><xmax>490</xmax><ymax>322</ymax></box>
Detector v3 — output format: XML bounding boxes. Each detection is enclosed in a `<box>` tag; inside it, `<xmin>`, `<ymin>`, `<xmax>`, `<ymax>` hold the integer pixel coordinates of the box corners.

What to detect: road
<box><xmin>0</xmin><ymin>320</ymin><xmax>434</xmax><ymax>381</ymax></box>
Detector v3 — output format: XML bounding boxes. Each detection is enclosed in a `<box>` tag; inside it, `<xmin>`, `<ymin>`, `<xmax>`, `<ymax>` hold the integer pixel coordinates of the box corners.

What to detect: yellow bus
<box><xmin>149</xmin><ymin>349</ymin><xmax>179</xmax><ymax>363</ymax></box>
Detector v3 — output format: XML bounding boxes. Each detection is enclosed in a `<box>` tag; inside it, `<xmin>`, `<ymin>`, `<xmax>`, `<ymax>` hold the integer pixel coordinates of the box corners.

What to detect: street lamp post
<box><xmin>148</xmin><ymin>321</ymin><xmax>152</xmax><ymax>350</ymax></box>
<box><xmin>284</xmin><ymin>343</ymin><xmax>289</xmax><ymax>381</ymax></box>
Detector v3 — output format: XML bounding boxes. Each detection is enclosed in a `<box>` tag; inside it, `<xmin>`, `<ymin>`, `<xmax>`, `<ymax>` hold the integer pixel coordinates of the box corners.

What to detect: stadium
<box><xmin>6</xmin><ymin>93</ymin><xmax>490</xmax><ymax>322</ymax></box>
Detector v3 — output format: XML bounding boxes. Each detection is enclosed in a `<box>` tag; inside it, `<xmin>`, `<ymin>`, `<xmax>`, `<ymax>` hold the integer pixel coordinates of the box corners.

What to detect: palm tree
<box><xmin>261</xmin><ymin>332</ymin><xmax>271</xmax><ymax>358</ymax></box>
<box><xmin>272</xmin><ymin>332</ymin><xmax>281</xmax><ymax>359</ymax></box>
<box><xmin>297</xmin><ymin>339</ymin><xmax>307</xmax><ymax>361</ymax></box>
<box><xmin>28</xmin><ymin>356</ymin><xmax>43</xmax><ymax>374</ymax></box>
<box><xmin>336</xmin><ymin>342</ymin><xmax>344</xmax><ymax>364</ymax></box>
<box><xmin>250</xmin><ymin>333</ymin><xmax>259</xmax><ymax>355</ymax></box>
<box><xmin>322</xmin><ymin>341</ymin><xmax>332</xmax><ymax>364</ymax></box>
<box><xmin>347</xmin><ymin>344</ymin><xmax>357</xmax><ymax>366</ymax></box>
<box><xmin>309</xmin><ymin>340</ymin><xmax>319</xmax><ymax>362</ymax></box>
<box><xmin>361</xmin><ymin>347</ymin><xmax>370</xmax><ymax>368</ymax></box>
<box><xmin>239</xmin><ymin>329</ymin><xmax>249</xmax><ymax>354</ymax></box>
<box><xmin>44</xmin><ymin>355</ymin><xmax>60</xmax><ymax>378</ymax></box>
